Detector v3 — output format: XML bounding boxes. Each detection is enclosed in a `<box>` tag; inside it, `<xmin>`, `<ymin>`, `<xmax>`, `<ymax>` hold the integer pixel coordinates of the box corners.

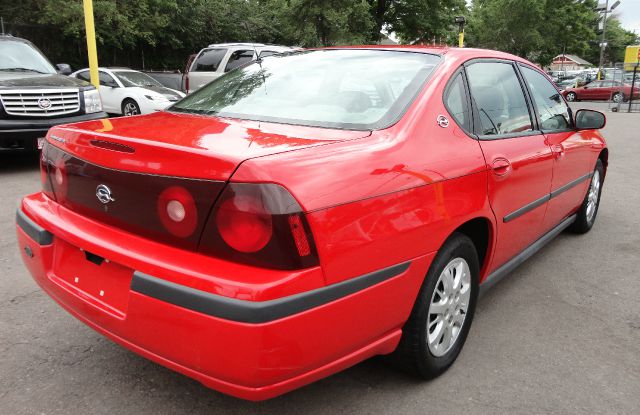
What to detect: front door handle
<box><xmin>491</xmin><ymin>158</ymin><xmax>512</xmax><ymax>176</ymax></box>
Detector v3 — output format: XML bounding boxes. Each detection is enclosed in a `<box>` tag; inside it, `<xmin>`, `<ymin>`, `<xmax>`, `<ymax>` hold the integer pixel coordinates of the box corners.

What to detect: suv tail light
<box><xmin>200</xmin><ymin>183</ymin><xmax>319</xmax><ymax>270</ymax></box>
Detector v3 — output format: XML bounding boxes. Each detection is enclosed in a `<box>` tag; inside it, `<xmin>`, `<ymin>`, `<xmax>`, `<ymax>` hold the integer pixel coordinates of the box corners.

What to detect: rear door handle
<box><xmin>491</xmin><ymin>158</ymin><xmax>512</xmax><ymax>176</ymax></box>
<box><xmin>552</xmin><ymin>144</ymin><xmax>565</xmax><ymax>158</ymax></box>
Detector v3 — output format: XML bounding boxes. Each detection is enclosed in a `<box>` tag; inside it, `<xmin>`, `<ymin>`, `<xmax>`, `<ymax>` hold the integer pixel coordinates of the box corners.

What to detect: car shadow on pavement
<box><xmin>0</xmin><ymin>152</ymin><xmax>40</xmax><ymax>174</ymax></box>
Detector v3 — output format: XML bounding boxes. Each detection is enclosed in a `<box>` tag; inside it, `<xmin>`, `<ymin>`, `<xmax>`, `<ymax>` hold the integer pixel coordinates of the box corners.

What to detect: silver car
<box><xmin>184</xmin><ymin>43</ymin><xmax>299</xmax><ymax>93</ymax></box>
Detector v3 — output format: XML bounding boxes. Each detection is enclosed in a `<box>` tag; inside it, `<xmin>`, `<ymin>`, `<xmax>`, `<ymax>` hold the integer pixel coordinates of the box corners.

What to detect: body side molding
<box><xmin>503</xmin><ymin>172</ymin><xmax>592</xmax><ymax>223</ymax></box>
<box><xmin>480</xmin><ymin>214</ymin><xmax>576</xmax><ymax>295</ymax></box>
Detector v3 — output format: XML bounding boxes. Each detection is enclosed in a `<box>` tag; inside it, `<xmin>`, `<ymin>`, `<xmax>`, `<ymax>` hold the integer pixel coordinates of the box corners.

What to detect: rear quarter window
<box><xmin>193</xmin><ymin>49</ymin><xmax>227</xmax><ymax>72</ymax></box>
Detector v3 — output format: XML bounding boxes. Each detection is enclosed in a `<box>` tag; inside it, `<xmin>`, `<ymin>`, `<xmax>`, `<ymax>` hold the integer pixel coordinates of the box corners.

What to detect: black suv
<box><xmin>0</xmin><ymin>35</ymin><xmax>107</xmax><ymax>151</ymax></box>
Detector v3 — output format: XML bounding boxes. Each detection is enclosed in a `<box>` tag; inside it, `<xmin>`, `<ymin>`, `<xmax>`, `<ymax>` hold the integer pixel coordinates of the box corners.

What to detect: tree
<box><xmin>466</xmin><ymin>0</ymin><xmax>599</xmax><ymax>67</ymax></box>
<box><xmin>274</xmin><ymin>0</ymin><xmax>374</xmax><ymax>47</ymax></box>
<box><xmin>366</xmin><ymin>0</ymin><xmax>467</xmax><ymax>44</ymax></box>
<box><xmin>583</xmin><ymin>16</ymin><xmax>640</xmax><ymax>66</ymax></box>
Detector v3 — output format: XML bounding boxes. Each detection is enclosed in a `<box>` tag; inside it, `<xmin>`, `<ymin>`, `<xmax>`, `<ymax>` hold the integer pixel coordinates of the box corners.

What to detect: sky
<box><xmin>615</xmin><ymin>0</ymin><xmax>640</xmax><ymax>34</ymax></box>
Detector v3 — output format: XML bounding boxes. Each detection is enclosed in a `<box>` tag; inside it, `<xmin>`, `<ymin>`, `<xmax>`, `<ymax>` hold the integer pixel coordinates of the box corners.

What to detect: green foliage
<box><xmin>466</xmin><ymin>0</ymin><xmax>637</xmax><ymax>67</ymax></box>
<box><xmin>585</xmin><ymin>16</ymin><xmax>640</xmax><ymax>65</ymax></box>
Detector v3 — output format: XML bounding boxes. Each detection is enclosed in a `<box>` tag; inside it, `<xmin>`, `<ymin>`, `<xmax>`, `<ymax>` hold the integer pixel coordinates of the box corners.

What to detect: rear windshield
<box><xmin>171</xmin><ymin>49</ymin><xmax>440</xmax><ymax>130</ymax></box>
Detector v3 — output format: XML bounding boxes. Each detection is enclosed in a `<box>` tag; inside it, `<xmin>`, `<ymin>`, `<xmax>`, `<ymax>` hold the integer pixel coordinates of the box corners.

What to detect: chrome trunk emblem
<box><xmin>96</xmin><ymin>184</ymin><xmax>115</xmax><ymax>204</ymax></box>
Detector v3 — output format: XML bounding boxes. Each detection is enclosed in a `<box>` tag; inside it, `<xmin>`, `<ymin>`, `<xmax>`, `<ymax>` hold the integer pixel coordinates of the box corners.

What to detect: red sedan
<box><xmin>563</xmin><ymin>80</ymin><xmax>640</xmax><ymax>102</ymax></box>
<box><xmin>17</xmin><ymin>47</ymin><xmax>607</xmax><ymax>400</ymax></box>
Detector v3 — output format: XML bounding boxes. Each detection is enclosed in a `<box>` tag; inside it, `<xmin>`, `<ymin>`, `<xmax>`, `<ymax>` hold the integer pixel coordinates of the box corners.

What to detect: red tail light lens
<box><xmin>50</xmin><ymin>157</ymin><xmax>68</xmax><ymax>201</ymax></box>
<box><xmin>201</xmin><ymin>183</ymin><xmax>319</xmax><ymax>270</ymax></box>
<box><xmin>216</xmin><ymin>194</ymin><xmax>273</xmax><ymax>253</ymax></box>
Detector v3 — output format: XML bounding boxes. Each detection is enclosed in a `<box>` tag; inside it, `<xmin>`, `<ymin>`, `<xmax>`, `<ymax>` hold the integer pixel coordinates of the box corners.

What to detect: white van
<box><xmin>183</xmin><ymin>43</ymin><xmax>299</xmax><ymax>93</ymax></box>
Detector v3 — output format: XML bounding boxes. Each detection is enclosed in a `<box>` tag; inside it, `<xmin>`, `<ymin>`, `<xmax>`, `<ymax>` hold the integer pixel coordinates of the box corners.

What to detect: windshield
<box><xmin>0</xmin><ymin>40</ymin><xmax>56</xmax><ymax>74</ymax></box>
<box><xmin>114</xmin><ymin>71</ymin><xmax>162</xmax><ymax>87</ymax></box>
<box><xmin>171</xmin><ymin>49</ymin><xmax>440</xmax><ymax>130</ymax></box>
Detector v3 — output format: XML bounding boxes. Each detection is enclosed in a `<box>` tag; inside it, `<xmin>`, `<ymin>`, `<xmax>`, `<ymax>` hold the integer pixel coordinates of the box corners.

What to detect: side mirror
<box><xmin>56</xmin><ymin>63</ymin><xmax>72</xmax><ymax>75</ymax></box>
<box><xmin>575</xmin><ymin>109</ymin><xmax>606</xmax><ymax>130</ymax></box>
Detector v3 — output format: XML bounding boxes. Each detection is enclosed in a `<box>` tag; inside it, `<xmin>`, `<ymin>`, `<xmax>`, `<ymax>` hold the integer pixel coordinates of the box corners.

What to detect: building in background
<box><xmin>549</xmin><ymin>54</ymin><xmax>593</xmax><ymax>71</ymax></box>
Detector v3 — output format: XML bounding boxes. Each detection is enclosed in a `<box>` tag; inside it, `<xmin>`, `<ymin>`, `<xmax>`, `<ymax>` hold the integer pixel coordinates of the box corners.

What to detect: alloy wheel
<box><xmin>124</xmin><ymin>102</ymin><xmax>139</xmax><ymax>116</ymax></box>
<box><xmin>427</xmin><ymin>257</ymin><xmax>471</xmax><ymax>357</ymax></box>
<box><xmin>586</xmin><ymin>170</ymin><xmax>601</xmax><ymax>223</ymax></box>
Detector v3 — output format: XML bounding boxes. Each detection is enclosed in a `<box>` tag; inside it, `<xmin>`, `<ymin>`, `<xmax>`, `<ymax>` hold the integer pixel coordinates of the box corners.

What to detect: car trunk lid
<box><xmin>42</xmin><ymin>111</ymin><xmax>370</xmax><ymax>251</ymax></box>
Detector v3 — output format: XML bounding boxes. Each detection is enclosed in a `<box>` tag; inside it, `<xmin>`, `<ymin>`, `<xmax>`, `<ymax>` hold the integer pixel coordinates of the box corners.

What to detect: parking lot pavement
<box><xmin>1</xmin><ymin>102</ymin><xmax>638</xmax><ymax>415</ymax></box>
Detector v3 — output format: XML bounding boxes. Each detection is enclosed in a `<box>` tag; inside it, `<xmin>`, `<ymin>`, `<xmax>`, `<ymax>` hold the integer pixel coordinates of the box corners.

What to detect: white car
<box><xmin>70</xmin><ymin>67</ymin><xmax>185</xmax><ymax>116</ymax></box>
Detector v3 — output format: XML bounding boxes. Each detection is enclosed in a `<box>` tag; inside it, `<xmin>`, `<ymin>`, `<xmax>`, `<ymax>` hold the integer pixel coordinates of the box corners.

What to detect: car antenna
<box><xmin>243</xmin><ymin>21</ymin><xmax>261</xmax><ymax>64</ymax></box>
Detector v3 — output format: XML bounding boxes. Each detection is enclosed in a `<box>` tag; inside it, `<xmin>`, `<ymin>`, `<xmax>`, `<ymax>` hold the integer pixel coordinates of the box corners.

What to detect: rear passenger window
<box><xmin>224</xmin><ymin>50</ymin><xmax>254</xmax><ymax>72</ymax></box>
<box><xmin>259</xmin><ymin>50</ymin><xmax>279</xmax><ymax>58</ymax></box>
<box><xmin>466</xmin><ymin>62</ymin><xmax>533</xmax><ymax>136</ymax></box>
<box><xmin>77</xmin><ymin>71</ymin><xmax>90</xmax><ymax>82</ymax></box>
<box><xmin>193</xmin><ymin>49</ymin><xmax>227</xmax><ymax>72</ymax></box>
<box><xmin>520</xmin><ymin>66</ymin><xmax>571</xmax><ymax>132</ymax></box>
<box><xmin>444</xmin><ymin>72</ymin><xmax>471</xmax><ymax>131</ymax></box>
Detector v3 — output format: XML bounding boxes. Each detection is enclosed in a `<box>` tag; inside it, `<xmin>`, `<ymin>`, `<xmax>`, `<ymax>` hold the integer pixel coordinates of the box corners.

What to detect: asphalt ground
<box><xmin>1</xmin><ymin>102</ymin><xmax>638</xmax><ymax>414</ymax></box>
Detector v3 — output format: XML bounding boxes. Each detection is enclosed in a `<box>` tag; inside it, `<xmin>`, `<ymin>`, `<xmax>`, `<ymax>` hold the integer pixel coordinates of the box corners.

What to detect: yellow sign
<box><xmin>624</xmin><ymin>45</ymin><xmax>640</xmax><ymax>71</ymax></box>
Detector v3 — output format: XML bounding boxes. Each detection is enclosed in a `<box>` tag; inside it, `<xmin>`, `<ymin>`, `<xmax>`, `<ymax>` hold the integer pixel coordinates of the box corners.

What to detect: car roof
<box><xmin>205</xmin><ymin>43</ymin><xmax>297</xmax><ymax>50</ymax></box>
<box><xmin>0</xmin><ymin>34</ymin><xmax>33</xmax><ymax>44</ymax></box>
<box><xmin>74</xmin><ymin>67</ymin><xmax>140</xmax><ymax>73</ymax></box>
<box><xmin>317</xmin><ymin>45</ymin><xmax>533</xmax><ymax>65</ymax></box>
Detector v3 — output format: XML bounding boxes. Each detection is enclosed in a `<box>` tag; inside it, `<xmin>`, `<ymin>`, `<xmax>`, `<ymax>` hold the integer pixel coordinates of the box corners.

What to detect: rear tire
<box><xmin>393</xmin><ymin>233</ymin><xmax>479</xmax><ymax>378</ymax></box>
<box><xmin>569</xmin><ymin>159</ymin><xmax>604</xmax><ymax>234</ymax></box>
<box><xmin>122</xmin><ymin>99</ymin><xmax>141</xmax><ymax>116</ymax></box>
<box><xmin>566</xmin><ymin>92</ymin><xmax>577</xmax><ymax>102</ymax></box>
<box><xmin>612</xmin><ymin>92</ymin><xmax>623</xmax><ymax>103</ymax></box>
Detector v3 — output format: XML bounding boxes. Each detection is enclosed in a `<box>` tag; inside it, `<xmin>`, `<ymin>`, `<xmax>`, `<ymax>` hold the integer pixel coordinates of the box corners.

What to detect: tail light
<box><xmin>184</xmin><ymin>75</ymin><xmax>189</xmax><ymax>94</ymax></box>
<box><xmin>40</xmin><ymin>141</ymin><xmax>55</xmax><ymax>200</ymax></box>
<box><xmin>200</xmin><ymin>183</ymin><xmax>319</xmax><ymax>270</ymax></box>
<box><xmin>39</xmin><ymin>141</ymin><xmax>224</xmax><ymax>251</ymax></box>
<box><xmin>39</xmin><ymin>141</ymin><xmax>318</xmax><ymax>270</ymax></box>
<box><xmin>157</xmin><ymin>186</ymin><xmax>198</xmax><ymax>238</ymax></box>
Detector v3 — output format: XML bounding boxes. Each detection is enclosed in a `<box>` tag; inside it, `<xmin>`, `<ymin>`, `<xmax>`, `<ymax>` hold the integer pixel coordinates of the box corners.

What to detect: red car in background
<box><xmin>17</xmin><ymin>47</ymin><xmax>608</xmax><ymax>400</ymax></box>
<box><xmin>563</xmin><ymin>79</ymin><xmax>640</xmax><ymax>102</ymax></box>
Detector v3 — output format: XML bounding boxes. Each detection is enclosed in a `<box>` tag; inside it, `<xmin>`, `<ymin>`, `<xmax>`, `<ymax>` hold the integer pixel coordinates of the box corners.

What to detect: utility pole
<box><xmin>83</xmin><ymin>0</ymin><xmax>100</xmax><ymax>89</ymax></box>
<box><xmin>1</xmin><ymin>16</ymin><xmax>5</xmax><ymax>35</ymax></box>
<box><xmin>455</xmin><ymin>16</ymin><xmax>466</xmax><ymax>48</ymax></box>
<box><xmin>597</xmin><ymin>0</ymin><xmax>621</xmax><ymax>80</ymax></box>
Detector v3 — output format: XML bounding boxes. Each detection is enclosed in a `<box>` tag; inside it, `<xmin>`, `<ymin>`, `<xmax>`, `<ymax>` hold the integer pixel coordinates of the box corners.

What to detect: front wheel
<box><xmin>612</xmin><ymin>92</ymin><xmax>623</xmax><ymax>103</ymax></box>
<box><xmin>394</xmin><ymin>233</ymin><xmax>479</xmax><ymax>378</ymax></box>
<box><xmin>122</xmin><ymin>99</ymin><xmax>141</xmax><ymax>116</ymax></box>
<box><xmin>565</xmin><ymin>92</ymin><xmax>577</xmax><ymax>102</ymax></box>
<box><xmin>569</xmin><ymin>159</ymin><xmax>604</xmax><ymax>234</ymax></box>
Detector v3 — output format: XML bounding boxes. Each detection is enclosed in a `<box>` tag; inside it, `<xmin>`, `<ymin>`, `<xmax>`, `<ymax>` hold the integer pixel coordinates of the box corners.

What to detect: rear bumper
<box><xmin>16</xmin><ymin>193</ymin><xmax>431</xmax><ymax>400</ymax></box>
<box><xmin>0</xmin><ymin>112</ymin><xmax>107</xmax><ymax>150</ymax></box>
